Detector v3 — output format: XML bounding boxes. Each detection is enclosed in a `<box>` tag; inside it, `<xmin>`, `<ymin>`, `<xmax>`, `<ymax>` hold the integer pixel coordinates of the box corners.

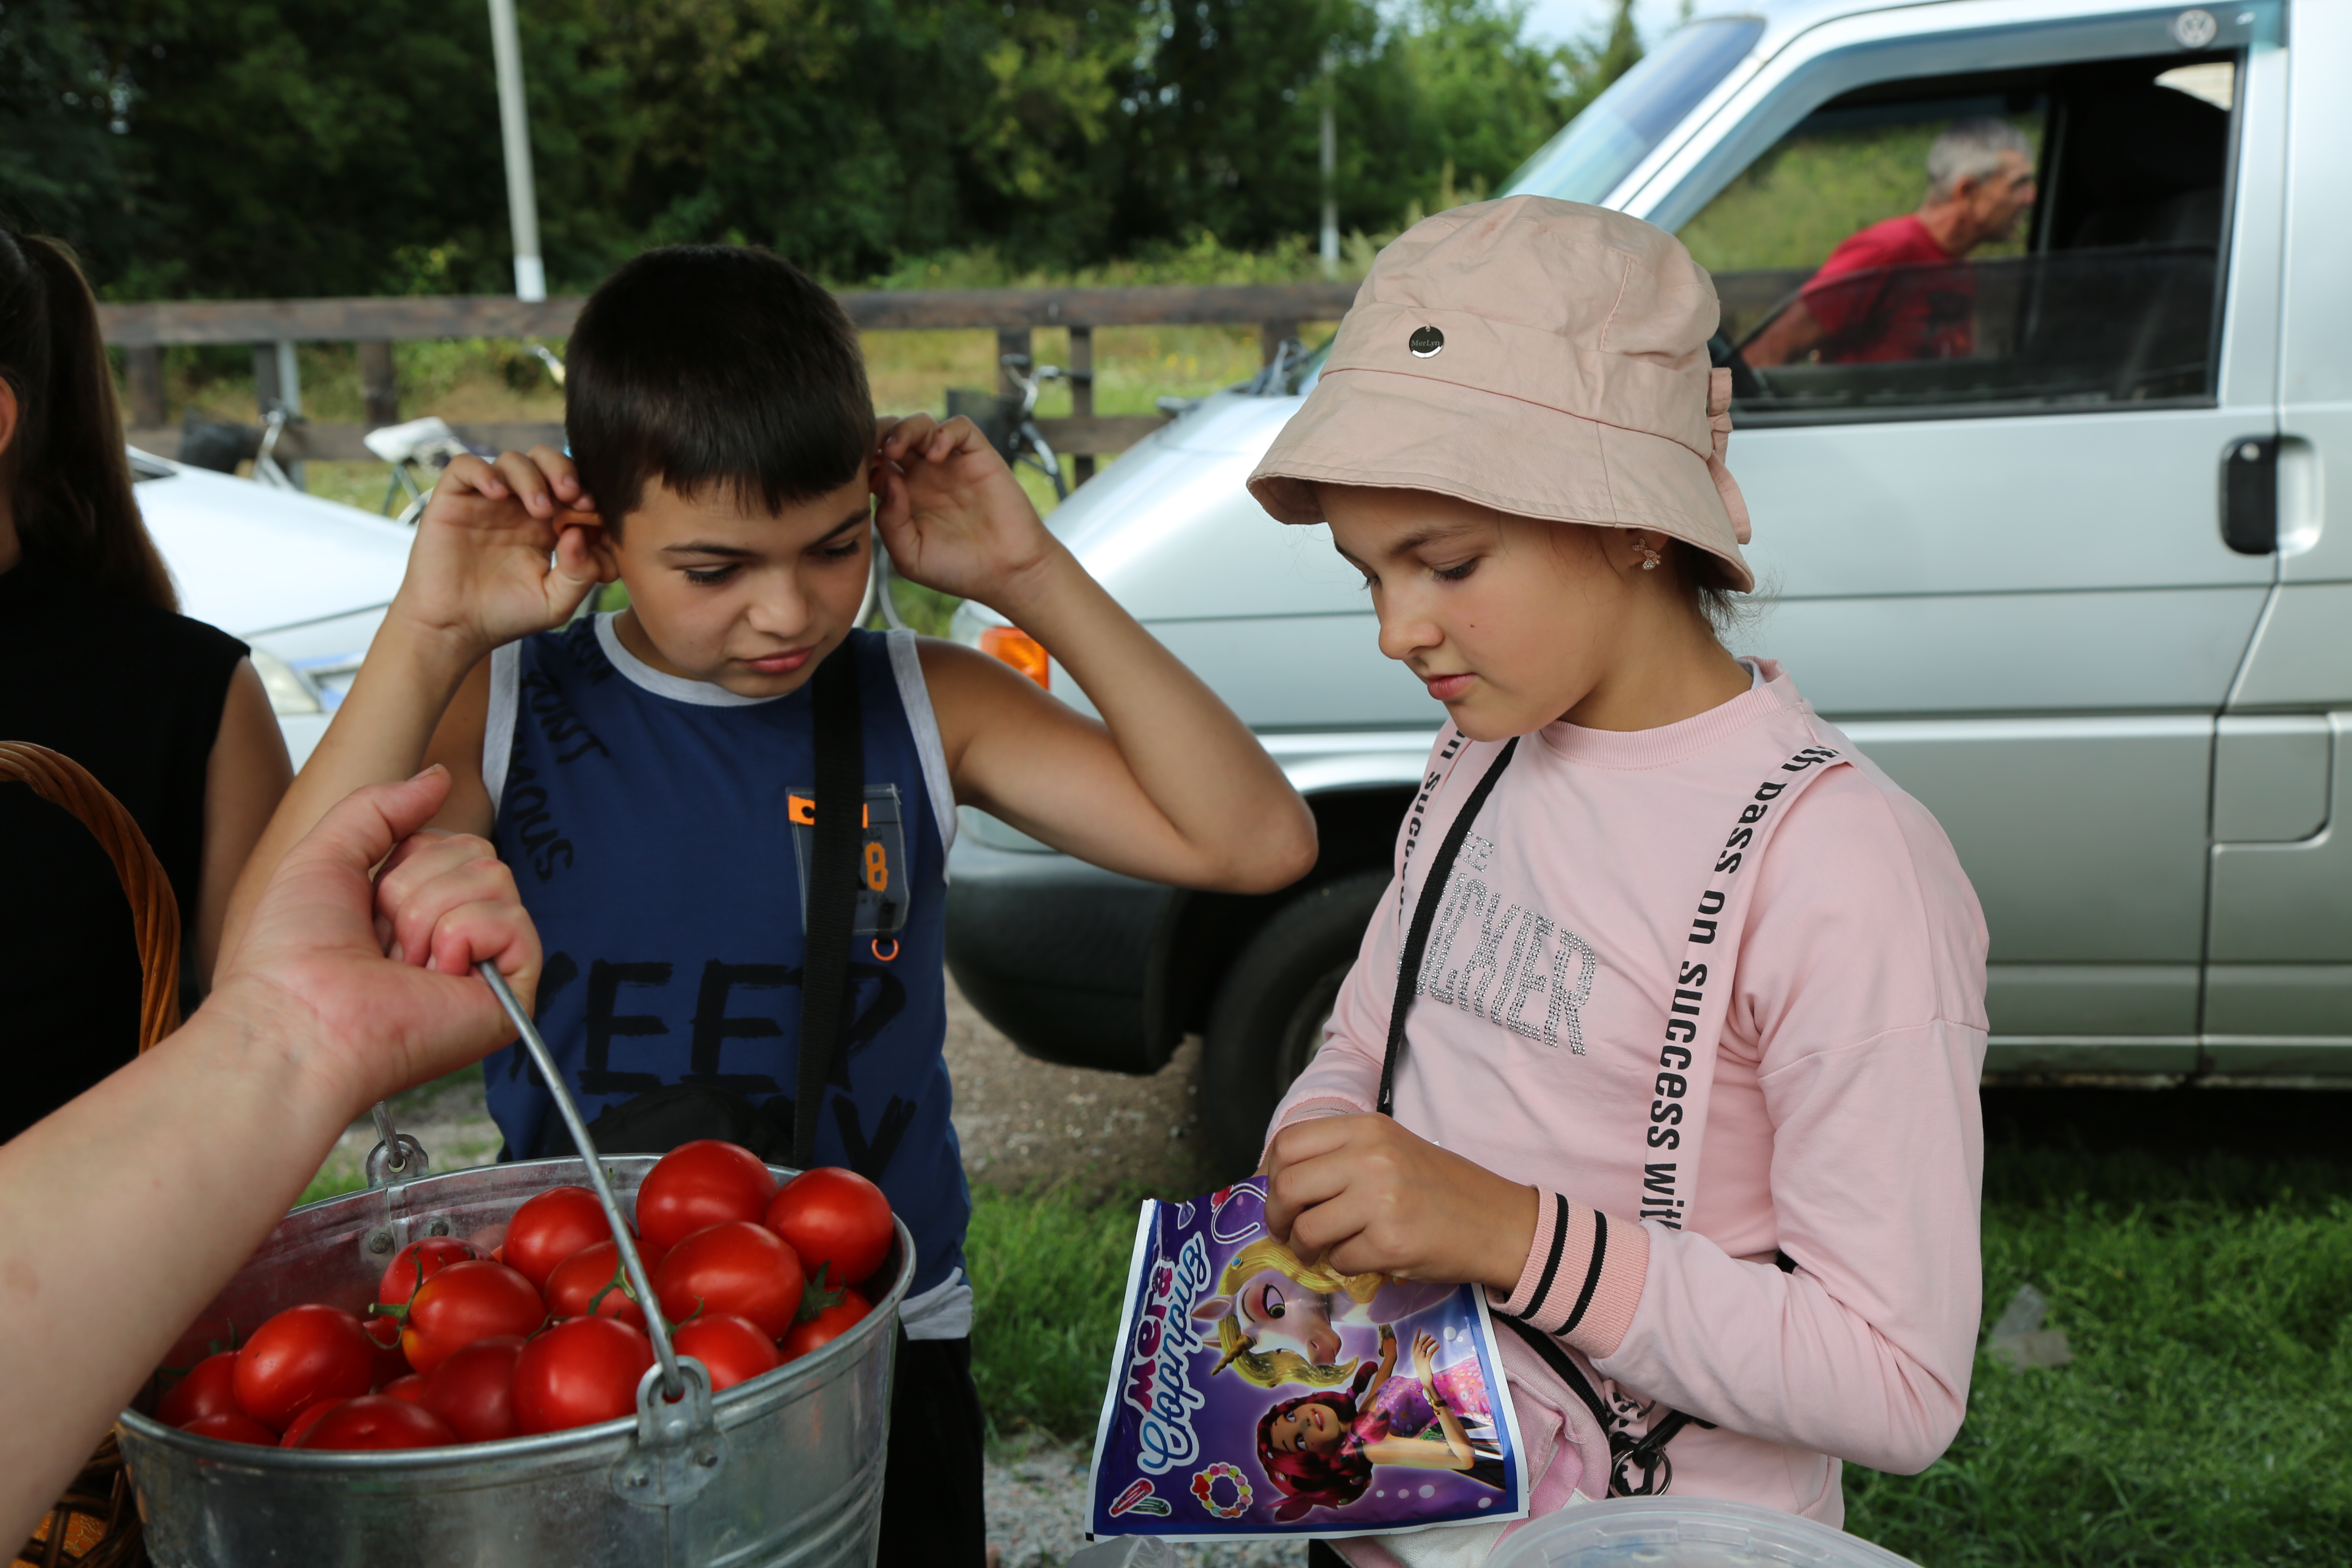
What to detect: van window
<box><xmin>1507</xmin><ymin>17</ymin><xmax>1764</xmax><ymax>207</ymax></box>
<box><xmin>1688</xmin><ymin>53</ymin><xmax>2238</xmax><ymax>423</ymax></box>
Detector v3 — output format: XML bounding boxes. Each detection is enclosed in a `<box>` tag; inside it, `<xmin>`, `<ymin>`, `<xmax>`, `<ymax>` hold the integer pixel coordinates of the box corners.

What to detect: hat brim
<box><xmin>1247</xmin><ymin>368</ymin><xmax>1753</xmax><ymax>594</ymax></box>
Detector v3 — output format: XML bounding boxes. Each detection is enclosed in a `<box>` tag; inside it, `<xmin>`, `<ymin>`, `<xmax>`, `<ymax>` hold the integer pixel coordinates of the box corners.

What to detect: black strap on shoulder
<box><xmin>794</xmin><ymin>640</ymin><xmax>864</xmax><ymax>1169</ymax></box>
<box><xmin>1381</xmin><ymin>732</ymin><xmax>1717</xmax><ymax>1496</ymax></box>
<box><xmin>1495</xmin><ymin>1316</ymin><xmax>1713</xmax><ymax>1498</ymax></box>
<box><xmin>1379</xmin><ymin>737</ymin><xmax>1517</xmax><ymax>1116</ymax></box>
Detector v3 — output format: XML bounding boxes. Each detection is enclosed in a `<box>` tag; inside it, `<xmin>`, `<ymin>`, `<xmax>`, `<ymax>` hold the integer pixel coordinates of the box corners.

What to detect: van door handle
<box><xmin>2221</xmin><ymin>436</ymin><xmax>2277</xmax><ymax>555</ymax></box>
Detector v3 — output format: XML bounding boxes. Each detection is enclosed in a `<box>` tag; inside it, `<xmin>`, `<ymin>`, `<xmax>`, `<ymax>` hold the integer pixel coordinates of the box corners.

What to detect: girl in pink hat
<box><xmin>1248</xmin><ymin>196</ymin><xmax>1989</xmax><ymax>1566</ymax></box>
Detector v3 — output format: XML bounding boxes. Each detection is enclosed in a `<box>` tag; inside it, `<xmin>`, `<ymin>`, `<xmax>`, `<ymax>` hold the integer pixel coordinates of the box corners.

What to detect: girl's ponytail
<box><xmin>0</xmin><ymin>231</ymin><xmax>176</xmax><ymax>611</ymax></box>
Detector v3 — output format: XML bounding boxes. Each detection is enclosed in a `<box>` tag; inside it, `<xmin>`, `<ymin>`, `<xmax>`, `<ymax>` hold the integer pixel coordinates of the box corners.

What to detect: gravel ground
<box><xmin>331</xmin><ymin>976</ymin><xmax>1240</xmax><ymax>1567</ymax></box>
<box><xmin>989</xmin><ymin>1433</ymin><xmax>1310</xmax><ymax>1568</ymax></box>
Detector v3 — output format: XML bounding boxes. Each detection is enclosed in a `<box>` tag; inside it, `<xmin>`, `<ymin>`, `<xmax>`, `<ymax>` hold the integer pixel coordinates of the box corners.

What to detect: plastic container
<box><xmin>1488</xmin><ymin>1497</ymin><xmax>1922</xmax><ymax>1568</ymax></box>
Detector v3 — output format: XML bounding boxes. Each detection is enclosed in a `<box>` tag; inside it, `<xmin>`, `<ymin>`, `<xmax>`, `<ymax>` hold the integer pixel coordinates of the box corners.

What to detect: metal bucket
<box><xmin>119</xmin><ymin>971</ymin><xmax>916</xmax><ymax>1568</ymax></box>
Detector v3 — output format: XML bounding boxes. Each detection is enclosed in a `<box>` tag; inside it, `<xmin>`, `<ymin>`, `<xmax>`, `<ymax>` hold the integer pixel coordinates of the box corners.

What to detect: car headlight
<box><xmin>249</xmin><ymin>646</ymin><xmax>323</xmax><ymax>717</ymax></box>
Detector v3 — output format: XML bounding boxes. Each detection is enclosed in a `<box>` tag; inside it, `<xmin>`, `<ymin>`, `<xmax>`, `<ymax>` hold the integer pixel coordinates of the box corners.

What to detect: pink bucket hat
<box><xmin>1247</xmin><ymin>196</ymin><xmax>1754</xmax><ymax>592</ymax></box>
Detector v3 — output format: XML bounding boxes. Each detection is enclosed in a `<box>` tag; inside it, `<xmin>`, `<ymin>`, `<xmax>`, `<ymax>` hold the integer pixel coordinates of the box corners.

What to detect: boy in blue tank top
<box><xmin>231</xmin><ymin>246</ymin><xmax>1318</xmax><ymax>1564</ymax></box>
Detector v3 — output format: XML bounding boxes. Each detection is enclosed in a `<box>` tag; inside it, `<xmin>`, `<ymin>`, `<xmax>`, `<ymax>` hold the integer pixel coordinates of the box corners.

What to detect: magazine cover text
<box><xmin>1086</xmin><ymin>1180</ymin><xmax>1528</xmax><ymax>1542</ymax></box>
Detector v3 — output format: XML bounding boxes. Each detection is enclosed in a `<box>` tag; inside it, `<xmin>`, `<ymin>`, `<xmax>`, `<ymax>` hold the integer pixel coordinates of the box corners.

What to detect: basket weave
<box><xmin>2</xmin><ymin>741</ymin><xmax>178</xmax><ymax>1568</ymax></box>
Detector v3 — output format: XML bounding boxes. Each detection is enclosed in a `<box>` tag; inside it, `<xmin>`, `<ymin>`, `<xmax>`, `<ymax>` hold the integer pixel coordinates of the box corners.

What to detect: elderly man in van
<box><xmin>1744</xmin><ymin>117</ymin><xmax>2038</xmax><ymax>367</ymax></box>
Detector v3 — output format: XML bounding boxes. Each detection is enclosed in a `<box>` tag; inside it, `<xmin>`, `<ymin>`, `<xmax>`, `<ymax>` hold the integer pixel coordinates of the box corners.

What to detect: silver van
<box><xmin>946</xmin><ymin>0</ymin><xmax>2348</xmax><ymax>1172</ymax></box>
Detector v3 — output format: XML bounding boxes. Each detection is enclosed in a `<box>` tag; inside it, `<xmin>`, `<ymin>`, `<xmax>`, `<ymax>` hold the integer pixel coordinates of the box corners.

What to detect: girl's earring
<box><xmin>1635</xmin><ymin>535</ymin><xmax>1662</xmax><ymax>571</ymax></box>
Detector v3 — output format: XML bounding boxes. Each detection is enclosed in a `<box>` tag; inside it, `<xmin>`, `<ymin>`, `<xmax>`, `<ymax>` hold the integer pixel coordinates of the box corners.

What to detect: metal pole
<box><xmin>486</xmin><ymin>0</ymin><xmax>546</xmax><ymax>302</ymax></box>
<box><xmin>1319</xmin><ymin>51</ymin><xmax>1339</xmax><ymax>278</ymax></box>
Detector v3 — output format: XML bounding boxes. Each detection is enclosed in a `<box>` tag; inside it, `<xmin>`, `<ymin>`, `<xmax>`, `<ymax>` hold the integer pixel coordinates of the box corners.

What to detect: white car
<box><xmin>129</xmin><ymin>449</ymin><xmax>414</xmax><ymax>767</ymax></box>
<box><xmin>945</xmin><ymin>0</ymin><xmax>2352</xmax><ymax>1173</ymax></box>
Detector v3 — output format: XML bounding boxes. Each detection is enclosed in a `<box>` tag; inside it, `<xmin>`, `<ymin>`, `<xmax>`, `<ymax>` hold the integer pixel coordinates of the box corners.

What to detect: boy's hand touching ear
<box><xmin>873</xmin><ymin>414</ymin><xmax>1062</xmax><ymax>613</ymax></box>
<box><xmin>396</xmin><ymin>444</ymin><xmax>612</xmax><ymax>658</ymax></box>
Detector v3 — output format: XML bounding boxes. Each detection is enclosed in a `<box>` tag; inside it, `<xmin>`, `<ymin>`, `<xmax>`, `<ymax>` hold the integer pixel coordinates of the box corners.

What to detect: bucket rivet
<box><xmin>698</xmin><ymin>1451</ymin><xmax>720</xmax><ymax>1468</ymax></box>
<box><xmin>364</xmin><ymin>1227</ymin><xmax>395</xmax><ymax>1255</ymax></box>
<box><xmin>425</xmin><ymin>1218</ymin><xmax>452</xmax><ymax>1237</ymax></box>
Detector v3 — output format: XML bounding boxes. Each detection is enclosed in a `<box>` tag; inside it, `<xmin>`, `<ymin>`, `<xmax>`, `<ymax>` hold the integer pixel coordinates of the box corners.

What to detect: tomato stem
<box><xmin>797</xmin><ymin>1263</ymin><xmax>848</xmax><ymax>1322</ymax></box>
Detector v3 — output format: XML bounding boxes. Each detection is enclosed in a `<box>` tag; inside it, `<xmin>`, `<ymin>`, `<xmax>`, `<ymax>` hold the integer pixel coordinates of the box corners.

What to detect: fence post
<box><xmin>1261</xmin><ymin>319</ymin><xmax>1298</xmax><ymax>366</ymax></box>
<box><xmin>125</xmin><ymin>347</ymin><xmax>166</xmax><ymax>429</ymax></box>
<box><xmin>359</xmin><ymin>341</ymin><xmax>400</xmax><ymax>428</ymax></box>
<box><xmin>1068</xmin><ymin>325</ymin><xmax>1094</xmax><ymax>486</ymax></box>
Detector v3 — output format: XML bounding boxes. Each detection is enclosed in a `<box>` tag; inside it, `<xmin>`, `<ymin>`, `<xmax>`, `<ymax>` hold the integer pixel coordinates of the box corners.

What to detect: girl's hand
<box><xmin>1262</xmin><ymin>1114</ymin><xmax>1539</xmax><ymax>1294</ymax></box>
<box><xmin>1412</xmin><ymin>1330</ymin><xmax>1440</xmax><ymax>1391</ymax></box>
<box><xmin>392</xmin><ymin>446</ymin><xmax>612</xmax><ymax>659</ymax></box>
<box><xmin>872</xmin><ymin>414</ymin><xmax>1060</xmax><ymax>613</ymax></box>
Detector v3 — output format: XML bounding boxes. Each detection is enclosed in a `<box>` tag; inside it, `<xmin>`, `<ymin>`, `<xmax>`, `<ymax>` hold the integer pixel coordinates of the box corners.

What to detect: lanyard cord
<box><xmin>1378</xmin><ymin>736</ymin><xmax>1517</xmax><ymax>1116</ymax></box>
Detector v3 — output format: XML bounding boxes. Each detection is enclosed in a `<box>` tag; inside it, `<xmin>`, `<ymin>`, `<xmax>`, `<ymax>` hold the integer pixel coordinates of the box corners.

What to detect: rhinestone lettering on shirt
<box><xmin>1415</xmin><ymin>835</ymin><xmax>1597</xmax><ymax>1054</ymax></box>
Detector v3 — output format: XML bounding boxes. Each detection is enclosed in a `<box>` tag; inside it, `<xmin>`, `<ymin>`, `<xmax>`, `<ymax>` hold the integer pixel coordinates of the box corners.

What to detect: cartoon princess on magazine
<box><xmin>1194</xmin><ymin>1236</ymin><xmax>1455</xmax><ymax>1390</ymax></box>
<box><xmin>1254</xmin><ymin>1329</ymin><xmax>1507</xmax><ymax>1523</ymax></box>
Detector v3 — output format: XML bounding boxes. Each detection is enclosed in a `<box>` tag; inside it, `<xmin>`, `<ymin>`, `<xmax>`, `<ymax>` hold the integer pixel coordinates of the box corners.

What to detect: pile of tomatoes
<box><xmin>152</xmin><ymin>1143</ymin><xmax>895</xmax><ymax>1452</ymax></box>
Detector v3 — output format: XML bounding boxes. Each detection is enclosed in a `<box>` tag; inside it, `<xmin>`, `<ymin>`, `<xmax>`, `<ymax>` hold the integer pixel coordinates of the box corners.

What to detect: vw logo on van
<box><xmin>2171</xmin><ymin>8</ymin><xmax>2217</xmax><ymax>47</ymax></box>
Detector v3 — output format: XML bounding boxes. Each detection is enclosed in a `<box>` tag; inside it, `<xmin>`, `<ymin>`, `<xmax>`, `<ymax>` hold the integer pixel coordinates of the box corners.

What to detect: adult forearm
<box><xmin>0</xmin><ymin>1003</ymin><xmax>349</xmax><ymax>1542</ymax></box>
<box><xmin>996</xmin><ymin>546</ymin><xmax>1313</xmax><ymax>886</ymax></box>
<box><xmin>219</xmin><ymin>626</ymin><xmax>479</xmax><ymax>962</ymax></box>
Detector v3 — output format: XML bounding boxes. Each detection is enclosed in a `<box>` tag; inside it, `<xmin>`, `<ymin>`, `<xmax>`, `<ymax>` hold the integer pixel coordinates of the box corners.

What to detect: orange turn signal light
<box><xmin>980</xmin><ymin>625</ymin><xmax>1050</xmax><ymax>689</ymax></box>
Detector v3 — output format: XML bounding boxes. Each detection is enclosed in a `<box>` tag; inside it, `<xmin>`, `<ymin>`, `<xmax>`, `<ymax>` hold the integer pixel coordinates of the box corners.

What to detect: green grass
<box><xmin>960</xmin><ymin>1093</ymin><xmax>2352</xmax><ymax>1562</ymax></box>
<box><xmin>968</xmin><ymin>1183</ymin><xmax>1154</xmax><ymax>1443</ymax></box>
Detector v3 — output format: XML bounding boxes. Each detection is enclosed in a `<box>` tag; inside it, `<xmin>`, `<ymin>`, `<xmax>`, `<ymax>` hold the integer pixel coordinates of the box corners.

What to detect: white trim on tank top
<box><xmin>485</xmin><ymin>617</ymin><xmax>957</xmax><ymax>861</ymax></box>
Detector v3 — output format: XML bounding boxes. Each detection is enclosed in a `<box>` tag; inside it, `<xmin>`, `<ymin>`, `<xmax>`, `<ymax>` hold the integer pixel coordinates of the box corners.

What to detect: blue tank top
<box><xmin>483</xmin><ymin>616</ymin><xmax>967</xmax><ymax>1295</ymax></box>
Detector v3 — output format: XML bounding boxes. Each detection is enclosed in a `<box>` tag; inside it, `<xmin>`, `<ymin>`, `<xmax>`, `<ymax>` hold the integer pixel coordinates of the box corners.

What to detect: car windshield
<box><xmin>1504</xmin><ymin>16</ymin><xmax>1764</xmax><ymax>206</ymax></box>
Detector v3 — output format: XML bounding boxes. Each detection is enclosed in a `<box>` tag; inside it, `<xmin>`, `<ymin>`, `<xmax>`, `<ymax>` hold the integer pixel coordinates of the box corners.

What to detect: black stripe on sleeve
<box><xmin>1559</xmin><ymin>1210</ymin><xmax>1610</xmax><ymax>1336</ymax></box>
<box><xmin>1515</xmin><ymin>1193</ymin><xmax>1572</xmax><ymax>1323</ymax></box>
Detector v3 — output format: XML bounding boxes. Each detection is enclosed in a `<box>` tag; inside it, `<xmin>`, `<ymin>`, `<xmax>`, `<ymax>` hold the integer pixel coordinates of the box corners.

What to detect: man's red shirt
<box><xmin>1795</xmin><ymin>214</ymin><xmax>1974</xmax><ymax>363</ymax></box>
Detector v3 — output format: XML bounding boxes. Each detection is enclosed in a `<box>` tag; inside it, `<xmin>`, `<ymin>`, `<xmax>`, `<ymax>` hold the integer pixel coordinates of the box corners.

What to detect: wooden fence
<box><xmin>97</xmin><ymin>281</ymin><xmax>1364</xmax><ymax>481</ymax></box>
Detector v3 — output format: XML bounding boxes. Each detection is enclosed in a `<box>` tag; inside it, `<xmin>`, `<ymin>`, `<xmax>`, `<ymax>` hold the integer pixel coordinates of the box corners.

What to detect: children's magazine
<box><xmin>1086</xmin><ymin>1179</ymin><xmax>1528</xmax><ymax>1542</ymax></box>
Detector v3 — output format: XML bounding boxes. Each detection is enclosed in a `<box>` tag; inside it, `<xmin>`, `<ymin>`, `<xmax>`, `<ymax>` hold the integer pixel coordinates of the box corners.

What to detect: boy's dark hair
<box><xmin>566</xmin><ymin>246</ymin><xmax>872</xmax><ymax>535</ymax></box>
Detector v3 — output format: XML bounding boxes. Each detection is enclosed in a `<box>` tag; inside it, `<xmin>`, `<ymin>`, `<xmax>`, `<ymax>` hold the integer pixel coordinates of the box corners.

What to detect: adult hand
<box><xmin>0</xmin><ymin>769</ymin><xmax>541</xmax><ymax>1547</ymax></box>
<box><xmin>208</xmin><ymin>765</ymin><xmax>539</xmax><ymax>1117</ymax></box>
<box><xmin>392</xmin><ymin>444</ymin><xmax>610</xmax><ymax>658</ymax></box>
<box><xmin>1261</xmin><ymin>1114</ymin><xmax>1537</xmax><ymax>1295</ymax></box>
<box><xmin>872</xmin><ymin>413</ymin><xmax>1062</xmax><ymax>612</ymax></box>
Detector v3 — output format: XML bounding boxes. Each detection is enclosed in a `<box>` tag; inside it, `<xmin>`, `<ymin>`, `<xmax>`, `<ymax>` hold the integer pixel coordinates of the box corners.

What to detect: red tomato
<box><xmin>781</xmin><ymin>1290</ymin><xmax>872</xmax><ymax>1362</ymax></box>
<box><xmin>544</xmin><ymin>1238</ymin><xmax>666</xmax><ymax>1330</ymax></box>
<box><xmin>672</xmin><ymin>1314</ymin><xmax>782</xmax><ymax>1392</ymax></box>
<box><xmin>399</xmin><ymin>1261</ymin><xmax>546</xmax><ymax>1375</ymax></box>
<box><xmin>374</xmin><ymin>1236</ymin><xmax>482</xmax><ymax>1310</ymax></box>
<box><xmin>278</xmin><ymin>1401</ymin><xmax>342</xmax><ymax>1447</ymax></box>
<box><xmin>764</xmin><ymin>1167</ymin><xmax>893</xmax><ymax>1288</ymax></box>
<box><xmin>380</xmin><ymin>1374</ymin><xmax>428</xmax><ymax>1404</ymax></box>
<box><xmin>654</xmin><ymin>1221</ymin><xmax>804</xmax><ymax>1339</ymax></box>
<box><xmin>294</xmin><ymin>1394</ymin><xmax>459</xmax><ymax>1451</ymax></box>
<box><xmin>234</xmin><ymin>1305</ymin><xmax>376</xmax><ymax>1430</ymax></box>
<box><xmin>502</xmin><ymin>1186</ymin><xmax>612</xmax><ymax>1291</ymax></box>
<box><xmin>182</xmin><ymin>1410</ymin><xmax>278</xmax><ymax>1446</ymax></box>
<box><xmin>158</xmin><ymin>1351</ymin><xmax>244</xmax><ymax>1429</ymax></box>
<box><xmin>511</xmin><ymin>1317</ymin><xmax>653</xmax><ymax>1434</ymax></box>
<box><xmin>419</xmin><ymin>1334</ymin><xmax>525</xmax><ymax>1443</ymax></box>
<box><xmin>635</xmin><ymin>1141</ymin><xmax>777</xmax><ymax>1252</ymax></box>
<box><xmin>364</xmin><ymin>1314</ymin><xmax>411</xmax><ymax>1388</ymax></box>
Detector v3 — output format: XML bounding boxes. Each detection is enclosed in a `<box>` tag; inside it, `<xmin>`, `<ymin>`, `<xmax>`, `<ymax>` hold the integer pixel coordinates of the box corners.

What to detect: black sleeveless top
<box><xmin>0</xmin><ymin>557</ymin><xmax>247</xmax><ymax>1140</ymax></box>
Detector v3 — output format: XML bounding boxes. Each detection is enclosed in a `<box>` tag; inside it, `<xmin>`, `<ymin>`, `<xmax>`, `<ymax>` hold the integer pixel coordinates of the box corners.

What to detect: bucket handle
<box><xmin>478</xmin><ymin>964</ymin><xmax>695</xmax><ymax>1408</ymax></box>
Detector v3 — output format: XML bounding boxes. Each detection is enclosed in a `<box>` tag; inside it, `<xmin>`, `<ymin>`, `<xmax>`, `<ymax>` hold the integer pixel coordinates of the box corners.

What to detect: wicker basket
<box><xmin>1</xmin><ymin>741</ymin><xmax>180</xmax><ymax>1568</ymax></box>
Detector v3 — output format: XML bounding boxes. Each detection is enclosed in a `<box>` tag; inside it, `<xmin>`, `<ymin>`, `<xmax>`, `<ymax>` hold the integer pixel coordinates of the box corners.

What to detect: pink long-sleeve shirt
<box><xmin>1270</xmin><ymin>662</ymin><xmax>1988</xmax><ymax>1537</ymax></box>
